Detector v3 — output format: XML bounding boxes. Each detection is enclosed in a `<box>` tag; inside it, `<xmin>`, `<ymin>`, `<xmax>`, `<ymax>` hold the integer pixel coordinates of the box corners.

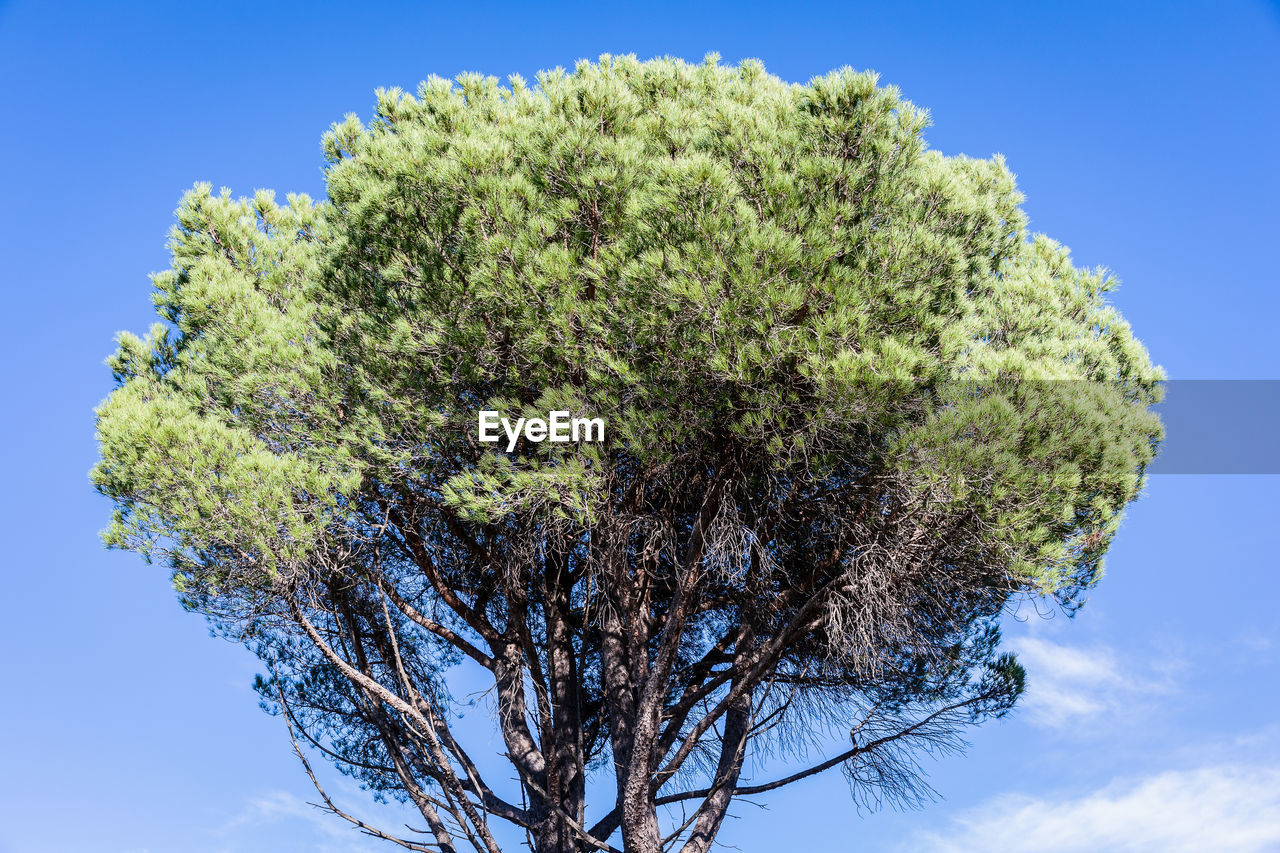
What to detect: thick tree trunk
<box><xmin>530</xmin><ymin>555</ymin><xmax>589</xmax><ymax>853</ymax></box>
<box><xmin>678</xmin><ymin>689</ymin><xmax>751</xmax><ymax>853</ymax></box>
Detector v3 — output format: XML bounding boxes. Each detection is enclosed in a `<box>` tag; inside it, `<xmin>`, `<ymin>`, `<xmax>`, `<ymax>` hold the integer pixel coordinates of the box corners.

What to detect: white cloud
<box><xmin>915</xmin><ymin>764</ymin><xmax>1280</xmax><ymax>853</ymax></box>
<box><xmin>1237</xmin><ymin>627</ymin><xmax>1274</xmax><ymax>655</ymax></box>
<box><xmin>216</xmin><ymin>789</ymin><xmax>382</xmax><ymax>853</ymax></box>
<box><xmin>1010</xmin><ymin>636</ymin><xmax>1174</xmax><ymax>729</ymax></box>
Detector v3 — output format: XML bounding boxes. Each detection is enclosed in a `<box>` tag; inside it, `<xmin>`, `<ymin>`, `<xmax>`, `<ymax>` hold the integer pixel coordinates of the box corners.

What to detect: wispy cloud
<box><xmin>914</xmin><ymin>763</ymin><xmax>1280</xmax><ymax>853</ymax></box>
<box><xmin>1237</xmin><ymin>627</ymin><xmax>1274</xmax><ymax>656</ymax></box>
<box><xmin>215</xmin><ymin>789</ymin><xmax>382</xmax><ymax>853</ymax></box>
<box><xmin>1010</xmin><ymin>636</ymin><xmax>1176</xmax><ymax>729</ymax></box>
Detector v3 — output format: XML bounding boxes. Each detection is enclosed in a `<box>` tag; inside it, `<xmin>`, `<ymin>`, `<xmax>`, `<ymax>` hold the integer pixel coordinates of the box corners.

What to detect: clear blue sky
<box><xmin>1</xmin><ymin>2</ymin><xmax>1277</xmax><ymax>851</ymax></box>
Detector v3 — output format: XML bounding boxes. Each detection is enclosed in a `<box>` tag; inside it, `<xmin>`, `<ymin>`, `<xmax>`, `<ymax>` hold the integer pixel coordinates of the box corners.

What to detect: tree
<box><xmin>93</xmin><ymin>55</ymin><xmax>1162</xmax><ymax>853</ymax></box>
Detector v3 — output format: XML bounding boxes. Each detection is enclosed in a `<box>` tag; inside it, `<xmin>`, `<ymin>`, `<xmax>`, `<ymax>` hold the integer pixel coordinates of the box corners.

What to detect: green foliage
<box><xmin>96</xmin><ymin>54</ymin><xmax>1160</xmax><ymax>598</ymax></box>
<box><xmin>93</xmin><ymin>185</ymin><xmax>363</xmax><ymax>582</ymax></box>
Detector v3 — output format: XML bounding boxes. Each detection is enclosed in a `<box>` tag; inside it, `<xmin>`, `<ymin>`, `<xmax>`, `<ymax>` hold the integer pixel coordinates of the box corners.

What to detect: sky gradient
<box><xmin>1</xmin><ymin>2</ymin><xmax>1277</xmax><ymax>851</ymax></box>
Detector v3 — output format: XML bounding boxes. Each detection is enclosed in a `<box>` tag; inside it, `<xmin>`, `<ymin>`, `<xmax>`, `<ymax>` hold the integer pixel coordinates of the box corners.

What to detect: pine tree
<box><xmin>94</xmin><ymin>55</ymin><xmax>1161</xmax><ymax>853</ymax></box>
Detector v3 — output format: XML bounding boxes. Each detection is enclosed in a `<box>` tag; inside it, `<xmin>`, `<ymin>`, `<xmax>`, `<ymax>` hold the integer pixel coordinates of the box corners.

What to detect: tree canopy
<box><xmin>93</xmin><ymin>55</ymin><xmax>1162</xmax><ymax>853</ymax></box>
